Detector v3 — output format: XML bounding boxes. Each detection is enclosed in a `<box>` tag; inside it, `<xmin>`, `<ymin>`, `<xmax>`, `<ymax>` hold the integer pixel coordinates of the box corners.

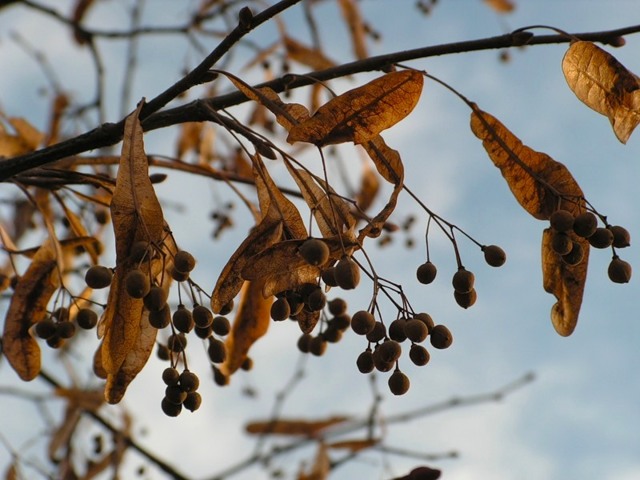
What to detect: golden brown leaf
<box><xmin>220</xmin><ymin>280</ymin><xmax>272</xmax><ymax>377</ymax></box>
<box><xmin>470</xmin><ymin>108</ymin><xmax>584</xmax><ymax>220</ymax></box>
<box><xmin>541</xmin><ymin>228</ymin><xmax>589</xmax><ymax>336</ymax></box>
<box><xmin>54</xmin><ymin>387</ymin><xmax>104</xmax><ymax>411</ymax></box>
<box><xmin>284</xmin><ymin>36</ymin><xmax>336</xmax><ymax>70</ymax></box>
<box><xmin>175</xmin><ymin>122</ymin><xmax>204</xmax><ymax>160</ymax></box>
<box><xmin>562</xmin><ymin>40</ymin><xmax>640</xmax><ymax>143</ymax></box>
<box><xmin>327</xmin><ymin>437</ymin><xmax>380</xmax><ymax>452</ymax></box>
<box><xmin>245</xmin><ymin>416</ymin><xmax>349</xmax><ymax>436</ymax></box>
<box><xmin>355</xmin><ymin>162</ymin><xmax>381</xmax><ymax>212</ymax></box>
<box><xmin>101</xmin><ymin>101</ymin><xmax>165</xmax><ymax>376</ymax></box>
<box><xmin>338</xmin><ymin>0</ymin><xmax>368</xmax><ymax>60</ymax></box>
<box><xmin>2</xmin><ymin>239</ymin><xmax>59</xmax><ymax>380</ymax></box>
<box><xmin>287</xmin><ymin>70</ymin><xmax>424</xmax><ymax>146</ymax></box>
<box><xmin>483</xmin><ymin>0</ymin><xmax>515</xmax><ymax>13</ymax></box>
<box><xmin>0</xmin><ymin>116</ymin><xmax>44</xmax><ymax>157</ymax></box>
<box><xmin>298</xmin><ymin>443</ymin><xmax>330</xmax><ymax>480</ymax></box>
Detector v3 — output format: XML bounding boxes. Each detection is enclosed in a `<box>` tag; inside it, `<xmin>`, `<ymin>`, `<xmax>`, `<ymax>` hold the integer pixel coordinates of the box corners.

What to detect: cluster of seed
<box><xmin>295</xmin><ymin>297</ymin><xmax>352</xmax><ymax>357</ymax></box>
<box><xmin>415</xmin><ymin>244</ymin><xmax>506</xmax><ymax>310</ymax></box>
<box><xmin>351</xmin><ymin>310</ymin><xmax>452</xmax><ymax>395</ymax></box>
<box><xmin>549</xmin><ymin>209</ymin><xmax>632</xmax><ymax>283</ymax></box>
<box><xmin>160</xmin><ymin>367</ymin><xmax>202</xmax><ymax>417</ymax></box>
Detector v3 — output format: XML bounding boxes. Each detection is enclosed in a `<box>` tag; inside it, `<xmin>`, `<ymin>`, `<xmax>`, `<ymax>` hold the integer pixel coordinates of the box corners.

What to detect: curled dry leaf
<box><xmin>470</xmin><ymin>108</ymin><xmax>584</xmax><ymax>220</ymax></box>
<box><xmin>220</xmin><ymin>280</ymin><xmax>272</xmax><ymax>377</ymax></box>
<box><xmin>562</xmin><ymin>40</ymin><xmax>640</xmax><ymax>143</ymax></box>
<box><xmin>355</xmin><ymin>161</ymin><xmax>381</xmax><ymax>212</ymax></box>
<box><xmin>284</xmin><ymin>36</ymin><xmax>336</xmax><ymax>70</ymax></box>
<box><xmin>245</xmin><ymin>416</ymin><xmax>349</xmax><ymax>436</ymax></box>
<box><xmin>287</xmin><ymin>70</ymin><xmax>424</xmax><ymax>146</ymax></box>
<box><xmin>541</xmin><ymin>228</ymin><xmax>589</xmax><ymax>336</ymax></box>
<box><xmin>2</xmin><ymin>238</ymin><xmax>59</xmax><ymax>380</ymax></box>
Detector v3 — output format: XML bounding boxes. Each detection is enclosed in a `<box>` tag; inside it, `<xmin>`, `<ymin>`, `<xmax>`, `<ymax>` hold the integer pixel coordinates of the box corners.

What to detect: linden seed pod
<box><xmin>414</xmin><ymin>312</ymin><xmax>434</xmax><ymax>331</ymax></box>
<box><xmin>331</xmin><ymin>313</ymin><xmax>351</xmax><ymax>331</ymax></box>
<box><xmin>388</xmin><ymin>318</ymin><xmax>408</xmax><ymax>343</ymax></box>
<box><xmin>452</xmin><ymin>268</ymin><xmax>474</xmax><ymax>293</ymax></box>
<box><xmin>212</xmin><ymin>366</ymin><xmax>229</xmax><ymax>386</ymax></box>
<box><xmin>174</xmin><ymin>250</ymin><xmax>196</xmax><ymax>274</ymax></box>
<box><xmin>57</xmin><ymin>321</ymin><xmax>76</xmax><ymax>339</ymax></box>
<box><xmin>454</xmin><ymin>288</ymin><xmax>477</xmax><ymax>309</ymax></box>
<box><xmin>165</xmin><ymin>385</ymin><xmax>187</xmax><ymax>405</ymax></box>
<box><xmin>172</xmin><ymin>305</ymin><xmax>194</xmax><ymax>333</ymax></box>
<box><xmin>328</xmin><ymin>298</ymin><xmax>347</xmax><ymax>316</ymax></box>
<box><xmin>125</xmin><ymin>269</ymin><xmax>150</xmax><ymax>299</ymax></box>
<box><xmin>167</xmin><ymin>333</ymin><xmax>187</xmax><ymax>352</ymax></box>
<box><xmin>561</xmin><ymin>242</ymin><xmax>584</xmax><ymax>266</ymax></box>
<box><xmin>573</xmin><ymin>212</ymin><xmax>598</xmax><ymax>238</ymax></box>
<box><xmin>321</xmin><ymin>267</ymin><xmax>338</xmax><ymax>287</ymax></box>
<box><xmin>588</xmin><ymin>227</ymin><xmax>614</xmax><ymax>249</ymax></box>
<box><xmin>52</xmin><ymin>307</ymin><xmax>70</xmax><ymax>323</ymax></box>
<box><xmin>404</xmin><ymin>318</ymin><xmax>429</xmax><ymax>343</ymax></box>
<box><xmin>388</xmin><ymin>369</ymin><xmax>410</xmax><ymax>396</ymax></box>
<box><xmin>409</xmin><ymin>344</ymin><xmax>430</xmax><ymax>366</ymax></box>
<box><xmin>35</xmin><ymin>318</ymin><xmax>57</xmax><ymax>339</ymax></box>
<box><xmin>85</xmin><ymin>265</ymin><xmax>113</xmax><ymax>289</ymax></box>
<box><xmin>76</xmin><ymin>308</ymin><xmax>98</xmax><ymax>330</ymax></box>
<box><xmin>299</xmin><ymin>238</ymin><xmax>330</xmax><ymax>266</ymax></box>
<box><xmin>179</xmin><ymin>370</ymin><xmax>200</xmax><ymax>393</ymax></box>
<box><xmin>170</xmin><ymin>266</ymin><xmax>190</xmax><ymax>282</ymax></box>
<box><xmin>270</xmin><ymin>297</ymin><xmax>291</xmax><ymax>321</ymax></box>
<box><xmin>366</xmin><ymin>321</ymin><xmax>387</xmax><ymax>343</ymax></box>
<box><xmin>334</xmin><ymin>256</ymin><xmax>360</xmax><ymax>290</ymax></box>
<box><xmin>309</xmin><ymin>335</ymin><xmax>327</xmax><ymax>356</ymax></box>
<box><xmin>286</xmin><ymin>292</ymin><xmax>305</xmax><ymax>317</ymax></box>
<box><xmin>149</xmin><ymin>304</ymin><xmax>171</xmax><ymax>329</ymax></box>
<box><xmin>143</xmin><ymin>286</ymin><xmax>167</xmax><ymax>312</ymax></box>
<box><xmin>161</xmin><ymin>397</ymin><xmax>182</xmax><ymax>417</ymax></box>
<box><xmin>218</xmin><ymin>300</ymin><xmax>234</xmax><ymax>316</ymax></box>
<box><xmin>211</xmin><ymin>315</ymin><xmax>231</xmax><ymax>336</ymax></box>
<box><xmin>610</xmin><ymin>225</ymin><xmax>631</xmax><ymax>248</ymax></box>
<box><xmin>416</xmin><ymin>261</ymin><xmax>437</xmax><ymax>284</ymax></box>
<box><xmin>183</xmin><ymin>392</ymin><xmax>202</xmax><ymax>412</ymax></box>
<box><xmin>608</xmin><ymin>257</ymin><xmax>632</xmax><ymax>284</ymax></box>
<box><xmin>549</xmin><ymin>209</ymin><xmax>575</xmax><ymax>232</ymax></box>
<box><xmin>372</xmin><ymin>348</ymin><xmax>395</xmax><ymax>372</ymax></box>
<box><xmin>306</xmin><ymin>287</ymin><xmax>326</xmax><ymax>312</ymax></box>
<box><xmin>46</xmin><ymin>334</ymin><xmax>64</xmax><ymax>349</ymax></box>
<box><xmin>241</xmin><ymin>357</ymin><xmax>254</xmax><ymax>371</ymax></box>
<box><xmin>356</xmin><ymin>349</ymin><xmax>375</xmax><ymax>374</ymax></box>
<box><xmin>322</xmin><ymin>326</ymin><xmax>342</xmax><ymax>344</ymax></box>
<box><xmin>297</xmin><ymin>333</ymin><xmax>313</xmax><ymax>353</ymax></box>
<box><xmin>551</xmin><ymin>231</ymin><xmax>573</xmax><ymax>255</ymax></box>
<box><xmin>129</xmin><ymin>241</ymin><xmax>151</xmax><ymax>263</ymax></box>
<box><xmin>375</xmin><ymin>339</ymin><xmax>402</xmax><ymax>364</ymax></box>
<box><xmin>193</xmin><ymin>305</ymin><xmax>214</xmax><ymax>329</ymax></box>
<box><xmin>482</xmin><ymin>245</ymin><xmax>506</xmax><ymax>267</ymax></box>
<box><xmin>94</xmin><ymin>209</ymin><xmax>109</xmax><ymax>225</ymax></box>
<box><xmin>351</xmin><ymin>310</ymin><xmax>376</xmax><ymax>335</ymax></box>
<box><xmin>162</xmin><ymin>367</ymin><xmax>180</xmax><ymax>386</ymax></box>
<box><xmin>430</xmin><ymin>324</ymin><xmax>453</xmax><ymax>349</ymax></box>
<box><xmin>194</xmin><ymin>325</ymin><xmax>213</xmax><ymax>339</ymax></box>
<box><xmin>156</xmin><ymin>344</ymin><xmax>171</xmax><ymax>361</ymax></box>
<box><xmin>207</xmin><ymin>337</ymin><xmax>227</xmax><ymax>363</ymax></box>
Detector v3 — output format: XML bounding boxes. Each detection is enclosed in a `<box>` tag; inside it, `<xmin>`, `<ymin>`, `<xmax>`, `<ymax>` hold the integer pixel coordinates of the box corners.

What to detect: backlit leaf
<box><xmin>284</xmin><ymin>36</ymin><xmax>336</xmax><ymax>70</ymax></box>
<box><xmin>541</xmin><ymin>228</ymin><xmax>589</xmax><ymax>336</ymax></box>
<box><xmin>338</xmin><ymin>0</ymin><xmax>368</xmax><ymax>59</ymax></box>
<box><xmin>355</xmin><ymin>162</ymin><xmax>380</xmax><ymax>212</ymax></box>
<box><xmin>483</xmin><ymin>0</ymin><xmax>515</xmax><ymax>13</ymax></box>
<box><xmin>470</xmin><ymin>108</ymin><xmax>584</xmax><ymax>220</ymax></box>
<box><xmin>220</xmin><ymin>280</ymin><xmax>272</xmax><ymax>377</ymax></box>
<box><xmin>327</xmin><ymin>438</ymin><xmax>380</xmax><ymax>452</ymax></box>
<box><xmin>2</xmin><ymin>238</ymin><xmax>59</xmax><ymax>380</ymax></box>
<box><xmin>245</xmin><ymin>416</ymin><xmax>349</xmax><ymax>436</ymax></box>
<box><xmin>287</xmin><ymin>70</ymin><xmax>424</xmax><ymax>146</ymax></box>
<box><xmin>562</xmin><ymin>40</ymin><xmax>640</xmax><ymax>143</ymax></box>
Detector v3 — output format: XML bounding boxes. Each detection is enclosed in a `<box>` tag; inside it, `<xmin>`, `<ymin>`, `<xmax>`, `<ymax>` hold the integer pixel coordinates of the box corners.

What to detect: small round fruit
<box><xmin>149</xmin><ymin>304</ymin><xmax>171</xmax><ymax>329</ymax></box>
<box><xmin>129</xmin><ymin>241</ymin><xmax>151</xmax><ymax>263</ymax></box>
<box><xmin>561</xmin><ymin>241</ymin><xmax>584</xmax><ymax>266</ymax></box>
<box><xmin>430</xmin><ymin>324</ymin><xmax>453</xmax><ymax>349</ymax></box>
<box><xmin>170</xmin><ymin>266</ymin><xmax>189</xmax><ymax>282</ymax></box>
<box><xmin>334</xmin><ymin>256</ymin><xmax>360</xmax><ymax>290</ymax></box>
<box><xmin>211</xmin><ymin>315</ymin><xmax>231</xmax><ymax>336</ymax></box>
<box><xmin>270</xmin><ymin>297</ymin><xmax>291</xmax><ymax>321</ymax></box>
<box><xmin>161</xmin><ymin>397</ymin><xmax>182</xmax><ymax>417</ymax></box>
<box><xmin>573</xmin><ymin>212</ymin><xmax>598</xmax><ymax>238</ymax></box>
<box><xmin>608</xmin><ymin>257</ymin><xmax>632</xmax><ymax>284</ymax></box>
<box><xmin>165</xmin><ymin>385</ymin><xmax>187</xmax><ymax>405</ymax></box>
<box><xmin>179</xmin><ymin>370</ymin><xmax>200</xmax><ymax>393</ymax></box>
<box><xmin>551</xmin><ymin>231</ymin><xmax>573</xmax><ymax>255</ymax></box>
<box><xmin>194</xmin><ymin>325</ymin><xmax>213</xmax><ymax>339</ymax></box>
<box><xmin>409</xmin><ymin>344</ymin><xmax>430</xmax><ymax>366</ymax></box>
<box><xmin>610</xmin><ymin>225</ymin><xmax>631</xmax><ymax>248</ymax></box>
<box><xmin>388</xmin><ymin>318</ymin><xmax>408</xmax><ymax>342</ymax></box>
<box><xmin>125</xmin><ymin>269</ymin><xmax>150</xmax><ymax>299</ymax></box>
<box><xmin>588</xmin><ymin>228</ymin><xmax>614</xmax><ymax>249</ymax></box>
<box><xmin>183</xmin><ymin>392</ymin><xmax>202</xmax><ymax>412</ymax></box>
<box><xmin>375</xmin><ymin>340</ymin><xmax>402</xmax><ymax>365</ymax></box>
<box><xmin>549</xmin><ymin>209</ymin><xmax>574</xmax><ymax>232</ymax></box>
<box><xmin>46</xmin><ymin>334</ymin><xmax>64</xmax><ymax>349</ymax></box>
<box><xmin>76</xmin><ymin>308</ymin><xmax>98</xmax><ymax>330</ymax></box>
<box><xmin>328</xmin><ymin>298</ymin><xmax>347</xmax><ymax>316</ymax></box>
<box><xmin>388</xmin><ymin>369</ymin><xmax>410</xmax><ymax>395</ymax></box>
<box><xmin>162</xmin><ymin>367</ymin><xmax>180</xmax><ymax>386</ymax></box>
<box><xmin>331</xmin><ymin>313</ymin><xmax>351</xmax><ymax>331</ymax></box>
<box><xmin>351</xmin><ymin>310</ymin><xmax>376</xmax><ymax>335</ymax></box>
<box><xmin>297</xmin><ymin>333</ymin><xmax>313</xmax><ymax>353</ymax></box>
<box><xmin>306</xmin><ymin>287</ymin><xmax>326</xmax><ymax>312</ymax></box>
<box><xmin>452</xmin><ymin>268</ymin><xmax>474</xmax><ymax>293</ymax></box>
<box><xmin>172</xmin><ymin>305</ymin><xmax>194</xmax><ymax>333</ymax></box>
<box><xmin>404</xmin><ymin>318</ymin><xmax>428</xmax><ymax>343</ymax></box>
<box><xmin>174</xmin><ymin>250</ymin><xmax>196</xmax><ymax>274</ymax></box>
<box><xmin>143</xmin><ymin>286</ymin><xmax>167</xmax><ymax>312</ymax></box>
<box><xmin>85</xmin><ymin>265</ymin><xmax>113</xmax><ymax>289</ymax></box>
<box><xmin>482</xmin><ymin>245</ymin><xmax>506</xmax><ymax>267</ymax></box>
<box><xmin>35</xmin><ymin>318</ymin><xmax>57</xmax><ymax>339</ymax></box>
<box><xmin>241</xmin><ymin>357</ymin><xmax>254</xmax><ymax>371</ymax></box>
<box><xmin>212</xmin><ymin>366</ymin><xmax>229</xmax><ymax>386</ymax></box>
<box><xmin>356</xmin><ymin>349</ymin><xmax>374</xmax><ymax>374</ymax></box>
<box><xmin>299</xmin><ymin>238</ymin><xmax>330</xmax><ymax>266</ymax></box>
<box><xmin>167</xmin><ymin>333</ymin><xmax>187</xmax><ymax>352</ymax></box>
<box><xmin>218</xmin><ymin>300</ymin><xmax>234</xmax><ymax>316</ymax></box>
<box><xmin>416</xmin><ymin>261</ymin><xmax>437</xmax><ymax>284</ymax></box>
<box><xmin>193</xmin><ymin>305</ymin><xmax>214</xmax><ymax>329</ymax></box>
<box><xmin>57</xmin><ymin>321</ymin><xmax>76</xmax><ymax>339</ymax></box>
<box><xmin>156</xmin><ymin>344</ymin><xmax>171</xmax><ymax>361</ymax></box>
<box><xmin>207</xmin><ymin>337</ymin><xmax>226</xmax><ymax>363</ymax></box>
<box><xmin>322</xmin><ymin>326</ymin><xmax>343</xmax><ymax>343</ymax></box>
<box><xmin>454</xmin><ymin>288</ymin><xmax>477</xmax><ymax>309</ymax></box>
<box><xmin>414</xmin><ymin>312</ymin><xmax>434</xmax><ymax>331</ymax></box>
<box><xmin>321</xmin><ymin>267</ymin><xmax>338</xmax><ymax>287</ymax></box>
<box><xmin>309</xmin><ymin>336</ymin><xmax>327</xmax><ymax>356</ymax></box>
<box><xmin>366</xmin><ymin>321</ymin><xmax>387</xmax><ymax>343</ymax></box>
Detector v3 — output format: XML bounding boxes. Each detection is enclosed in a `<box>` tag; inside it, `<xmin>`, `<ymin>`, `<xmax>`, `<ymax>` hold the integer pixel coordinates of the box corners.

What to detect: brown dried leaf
<box><xmin>101</xmin><ymin>101</ymin><xmax>165</xmax><ymax>376</ymax></box>
<box><xmin>0</xmin><ymin>117</ymin><xmax>44</xmax><ymax>157</ymax></box>
<box><xmin>541</xmin><ymin>228</ymin><xmax>589</xmax><ymax>336</ymax></box>
<box><xmin>45</xmin><ymin>93</ymin><xmax>69</xmax><ymax>146</ymax></box>
<box><xmin>338</xmin><ymin>0</ymin><xmax>368</xmax><ymax>60</ymax></box>
<box><xmin>57</xmin><ymin>198</ymin><xmax>99</xmax><ymax>264</ymax></box>
<box><xmin>48</xmin><ymin>404</ymin><xmax>81</xmax><ymax>461</ymax></box>
<box><xmin>483</xmin><ymin>0</ymin><xmax>515</xmax><ymax>13</ymax></box>
<box><xmin>562</xmin><ymin>40</ymin><xmax>640</xmax><ymax>143</ymax></box>
<box><xmin>54</xmin><ymin>387</ymin><xmax>104</xmax><ymax>411</ymax></box>
<box><xmin>327</xmin><ymin>438</ymin><xmax>380</xmax><ymax>452</ymax></box>
<box><xmin>175</xmin><ymin>122</ymin><xmax>203</xmax><ymax>160</ymax></box>
<box><xmin>355</xmin><ymin>162</ymin><xmax>381</xmax><ymax>212</ymax></box>
<box><xmin>220</xmin><ymin>280</ymin><xmax>272</xmax><ymax>376</ymax></box>
<box><xmin>284</xmin><ymin>36</ymin><xmax>336</xmax><ymax>70</ymax></box>
<box><xmin>287</xmin><ymin>70</ymin><xmax>424</xmax><ymax>146</ymax></box>
<box><xmin>2</xmin><ymin>238</ymin><xmax>59</xmax><ymax>380</ymax></box>
<box><xmin>246</xmin><ymin>416</ymin><xmax>349</xmax><ymax>436</ymax></box>
<box><xmin>293</xmin><ymin>308</ymin><xmax>321</xmax><ymax>335</ymax></box>
<box><xmin>470</xmin><ymin>108</ymin><xmax>584</xmax><ymax>220</ymax></box>
<box><xmin>298</xmin><ymin>443</ymin><xmax>330</xmax><ymax>480</ymax></box>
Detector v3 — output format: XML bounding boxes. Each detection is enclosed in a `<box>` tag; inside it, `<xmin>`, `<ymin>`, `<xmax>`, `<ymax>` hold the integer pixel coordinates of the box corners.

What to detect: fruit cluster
<box><xmin>160</xmin><ymin>367</ymin><xmax>202</xmax><ymax>417</ymax></box>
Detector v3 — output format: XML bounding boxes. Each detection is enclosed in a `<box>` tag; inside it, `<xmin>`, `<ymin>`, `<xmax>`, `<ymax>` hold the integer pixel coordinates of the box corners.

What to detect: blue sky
<box><xmin>0</xmin><ymin>1</ymin><xmax>639</xmax><ymax>479</ymax></box>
